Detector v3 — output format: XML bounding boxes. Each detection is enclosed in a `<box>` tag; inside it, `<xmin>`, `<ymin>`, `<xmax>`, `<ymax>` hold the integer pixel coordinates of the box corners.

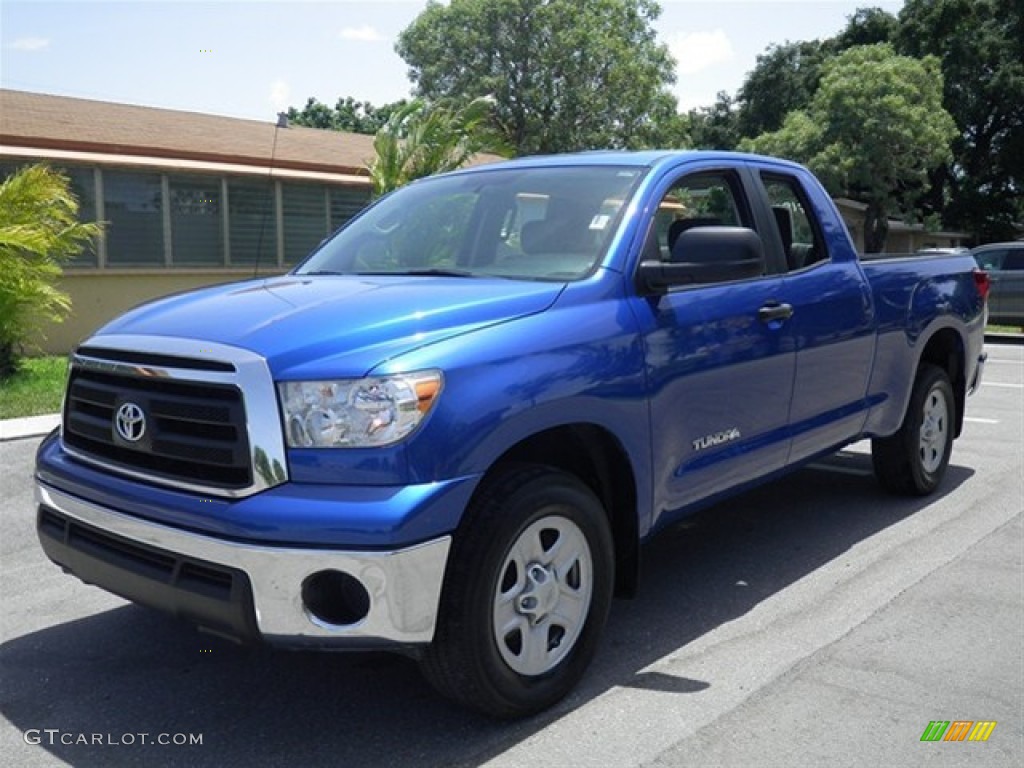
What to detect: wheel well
<box><xmin>919</xmin><ymin>328</ymin><xmax>966</xmax><ymax>437</ymax></box>
<box><xmin>491</xmin><ymin>425</ymin><xmax>639</xmax><ymax>598</ymax></box>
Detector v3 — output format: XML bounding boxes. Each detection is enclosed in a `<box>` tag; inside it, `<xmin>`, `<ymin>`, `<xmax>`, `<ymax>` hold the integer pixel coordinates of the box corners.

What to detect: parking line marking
<box><xmin>964</xmin><ymin>417</ymin><xmax>999</xmax><ymax>424</ymax></box>
<box><xmin>983</xmin><ymin>382</ymin><xmax>1023</xmax><ymax>388</ymax></box>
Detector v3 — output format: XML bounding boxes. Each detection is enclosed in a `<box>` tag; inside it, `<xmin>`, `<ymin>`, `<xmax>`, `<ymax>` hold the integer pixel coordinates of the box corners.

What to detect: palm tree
<box><xmin>368</xmin><ymin>97</ymin><xmax>510</xmax><ymax>196</ymax></box>
<box><xmin>0</xmin><ymin>164</ymin><xmax>102</xmax><ymax>376</ymax></box>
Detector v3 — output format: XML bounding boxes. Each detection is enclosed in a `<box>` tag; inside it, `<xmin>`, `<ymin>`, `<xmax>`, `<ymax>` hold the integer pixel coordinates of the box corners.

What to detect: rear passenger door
<box><xmin>631</xmin><ymin>167</ymin><xmax>796</xmax><ymax>522</ymax></box>
<box><xmin>754</xmin><ymin>170</ymin><xmax>876</xmax><ymax>463</ymax></box>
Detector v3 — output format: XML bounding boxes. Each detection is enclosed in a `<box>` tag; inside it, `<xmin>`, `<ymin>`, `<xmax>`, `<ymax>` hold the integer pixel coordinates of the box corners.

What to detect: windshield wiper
<box><xmin>301</xmin><ymin>270</ymin><xmax>347</xmax><ymax>276</ymax></box>
<box><xmin>353</xmin><ymin>268</ymin><xmax>478</xmax><ymax>278</ymax></box>
<box><xmin>404</xmin><ymin>268</ymin><xmax>477</xmax><ymax>277</ymax></box>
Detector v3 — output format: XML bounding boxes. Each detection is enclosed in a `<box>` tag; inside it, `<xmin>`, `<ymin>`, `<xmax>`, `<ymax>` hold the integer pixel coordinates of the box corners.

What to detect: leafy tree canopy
<box><xmin>396</xmin><ymin>0</ymin><xmax>677</xmax><ymax>155</ymax></box>
<box><xmin>685</xmin><ymin>91</ymin><xmax>740</xmax><ymax>150</ymax></box>
<box><xmin>287</xmin><ymin>96</ymin><xmax>409</xmax><ymax>135</ymax></box>
<box><xmin>736</xmin><ymin>7</ymin><xmax>898</xmax><ymax>139</ymax></box>
<box><xmin>736</xmin><ymin>40</ymin><xmax>830</xmax><ymax>140</ymax></box>
<box><xmin>368</xmin><ymin>97</ymin><xmax>510</xmax><ymax>196</ymax></box>
<box><xmin>742</xmin><ymin>44</ymin><xmax>957</xmax><ymax>252</ymax></box>
<box><xmin>897</xmin><ymin>0</ymin><xmax>1024</xmax><ymax>241</ymax></box>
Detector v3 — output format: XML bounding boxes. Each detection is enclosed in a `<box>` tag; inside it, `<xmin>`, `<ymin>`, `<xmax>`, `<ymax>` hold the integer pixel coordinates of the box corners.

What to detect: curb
<box><xmin>0</xmin><ymin>413</ymin><xmax>60</xmax><ymax>442</ymax></box>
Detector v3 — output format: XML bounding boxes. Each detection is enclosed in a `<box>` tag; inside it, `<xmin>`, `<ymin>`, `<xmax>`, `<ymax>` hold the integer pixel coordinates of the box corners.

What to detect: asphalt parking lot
<box><xmin>1</xmin><ymin>343</ymin><xmax>1020</xmax><ymax>768</ymax></box>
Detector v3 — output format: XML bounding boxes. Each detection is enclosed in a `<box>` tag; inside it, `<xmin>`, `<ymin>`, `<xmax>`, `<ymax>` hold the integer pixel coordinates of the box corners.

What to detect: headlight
<box><xmin>277</xmin><ymin>371</ymin><xmax>442</xmax><ymax>448</ymax></box>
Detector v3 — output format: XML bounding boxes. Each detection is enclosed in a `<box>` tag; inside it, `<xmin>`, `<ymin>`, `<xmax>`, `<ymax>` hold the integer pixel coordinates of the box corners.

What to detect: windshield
<box><xmin>295</xmin><ymin>165</ymin><xmax>645</xmax><ymax>281</ymax></box>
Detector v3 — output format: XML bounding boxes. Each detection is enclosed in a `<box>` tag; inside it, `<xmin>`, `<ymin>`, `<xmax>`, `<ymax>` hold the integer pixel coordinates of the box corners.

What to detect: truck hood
<box><xmin>94</xmin><ymin>275</ymin><xmax>563</xmax><ymax>377</ymax></box>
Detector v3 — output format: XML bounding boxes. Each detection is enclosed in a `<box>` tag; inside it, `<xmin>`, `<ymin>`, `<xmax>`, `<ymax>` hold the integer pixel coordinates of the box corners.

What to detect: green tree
<box><xmin>736</xmin><ymin>40</ymin><xmax>830</xmax><ymax>139</ymax></box>
<box><xmin>897</xmin><ymin>0</ymin><xmax>1024</xmax><ymax>242</ymax></box>
<box><xmin>0</xmin><ymin>164</ymin><xmax>102</xmax><ymax>375</ymax></box>
<box><xmin>832</xmin><ymin>6</ymin><xmax>899</xmax><ymax>50</ymax></box>
<box><xmin>743</xmin><ymin>44</ymin><xmax>957</xmax><ymax>253</ymax></box>
<box><xmin>368</xmin><ymin>97</ymin><xmax>509</xmax><ymax>196</ymax></box>
<box><xmin>686</xmin><ymin>91</ymin><xmax>740</xmax><ymax>150</ymax></box>
<box><xmin>396</xmin><ymin>0</ymin><xmax>676</xmax><ymax>155</ymax></box>
<box><xmin>287</xmin><ymin>96</ymin><xmax>410</xmax><ymax>135</ymax></box>
<box><xmin>735</xmin><ymin>9</ymin><xmax>898</xmax><ymax>140</ymax></box>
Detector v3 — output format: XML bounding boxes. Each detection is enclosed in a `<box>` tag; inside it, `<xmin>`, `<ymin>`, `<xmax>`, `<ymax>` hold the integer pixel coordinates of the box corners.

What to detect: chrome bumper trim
<box><xmin>36</xmin><ymin>482</ymin><xmax>451</xmax><ymax>645</ymax></box>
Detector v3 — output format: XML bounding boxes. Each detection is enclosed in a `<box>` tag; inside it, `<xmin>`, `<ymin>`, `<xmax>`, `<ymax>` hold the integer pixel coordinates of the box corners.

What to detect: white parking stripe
<box><xmin>983</xmin><ymin>382</ymin><xmax>1023</xmax><ymax>388</ymax></box>
<box><xmin>964</xmin><ymin>417</ymin><xmax>1000</xmax><ymax>424</ymax></box>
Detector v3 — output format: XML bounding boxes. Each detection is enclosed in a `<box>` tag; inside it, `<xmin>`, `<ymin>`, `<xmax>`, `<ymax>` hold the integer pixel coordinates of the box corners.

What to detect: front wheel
<box><xmin>872</xmin><ymin>363</ymin><xmax>955</xmax><ymax>495</ymax></box>
<box><xmin>420</xmin><ymin>465</ymin><xmax>614</xmax><ymax>718</ymax></box>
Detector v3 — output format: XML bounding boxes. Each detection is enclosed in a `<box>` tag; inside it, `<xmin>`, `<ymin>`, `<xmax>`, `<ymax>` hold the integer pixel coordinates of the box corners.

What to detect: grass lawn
<box><xmin>987</xmin><ymin>324</ymin><xmax>1024</xmax><ymax>334</ymax></box>
<box><xmin>0</xmin><ymin>356</ymin><xmax>68</xmax><ymax>420</ymax></box>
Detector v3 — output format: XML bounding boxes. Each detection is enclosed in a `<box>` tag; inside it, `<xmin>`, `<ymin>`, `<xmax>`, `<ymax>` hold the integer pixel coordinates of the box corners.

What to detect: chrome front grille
<box><xmin>64</xmin><ymin>367</ymin><xmax>251</xmax><ymax>488</ymax></box>
<box><xmin>60</xmin><ymin>336</ymin><xmax>289</xmax><ymax>498</ymax></box>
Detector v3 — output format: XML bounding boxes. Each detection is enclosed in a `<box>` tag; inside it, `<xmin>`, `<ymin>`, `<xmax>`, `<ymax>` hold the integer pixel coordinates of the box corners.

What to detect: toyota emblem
<box><xmin>115</xmin><ymin>402</ymin><xmax>146</xmax><ymax>443</ymax></box>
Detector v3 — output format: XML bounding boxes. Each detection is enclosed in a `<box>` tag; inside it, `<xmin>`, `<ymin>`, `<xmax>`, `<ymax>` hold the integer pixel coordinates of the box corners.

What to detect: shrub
<box><xmin>0</xmin><ymin>164</ymin><xmax>102</xmax><ymax>377</ymax></box>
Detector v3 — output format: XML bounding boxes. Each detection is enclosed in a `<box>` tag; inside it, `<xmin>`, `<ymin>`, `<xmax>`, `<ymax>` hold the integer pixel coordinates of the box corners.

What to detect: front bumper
<box><xmin>36</xmin><ymin>481</ymin><xmax>451</xmax><ymax>648</ymax></box>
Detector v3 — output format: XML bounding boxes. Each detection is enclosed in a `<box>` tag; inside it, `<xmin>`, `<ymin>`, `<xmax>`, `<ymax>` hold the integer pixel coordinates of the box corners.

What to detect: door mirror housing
<box><xmin>637</xmin><ymin>226</ymin><xmax>766</xmax><ymax>294</ymax></box>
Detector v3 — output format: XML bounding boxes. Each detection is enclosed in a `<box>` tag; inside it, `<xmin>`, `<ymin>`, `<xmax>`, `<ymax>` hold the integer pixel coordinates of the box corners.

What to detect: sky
<box><xmin>1</xmin><ymin>0</ymin><xmax>905</xmax><ymax>123</ymax></box>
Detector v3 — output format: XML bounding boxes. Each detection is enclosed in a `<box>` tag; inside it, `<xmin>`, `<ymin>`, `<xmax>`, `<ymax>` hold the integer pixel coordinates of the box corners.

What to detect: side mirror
<box><xmin>637</xmin><ymin>226</ymin><xmax>765</xmax><ymax>293</ymax></box>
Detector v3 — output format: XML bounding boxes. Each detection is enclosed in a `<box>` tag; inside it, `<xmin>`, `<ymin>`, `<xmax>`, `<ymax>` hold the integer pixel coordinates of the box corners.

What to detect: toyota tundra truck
<box><xmin>34</xmin><ymin>151</ymin><xmax>988</xmax><ymax>717</ymax></box>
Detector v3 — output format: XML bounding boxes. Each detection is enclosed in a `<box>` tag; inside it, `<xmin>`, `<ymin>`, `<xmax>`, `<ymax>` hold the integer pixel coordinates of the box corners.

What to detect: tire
<box><xmin>420</xmin><ymin>464</ymin><xmax>614</xmax><ymax>718</ymax></box>
<box><xmin>872</xmin><ymin>363</ymin><xmax>955</xmax><ymax>496</ymax></box>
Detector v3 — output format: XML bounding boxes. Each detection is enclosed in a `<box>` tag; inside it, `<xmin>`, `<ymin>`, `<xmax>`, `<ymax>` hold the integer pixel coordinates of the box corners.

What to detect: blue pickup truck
<box><xmin>35</xmin><ymin>151</ymin><xmax>988</xmax><ymax>717</ymax></box>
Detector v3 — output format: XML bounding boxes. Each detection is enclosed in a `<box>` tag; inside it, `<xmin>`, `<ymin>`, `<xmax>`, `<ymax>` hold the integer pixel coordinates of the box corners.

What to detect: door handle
<box><xmin>758</xmin><ymin>302</ymin><xmax>794</xmax><ymax>323</ymax></box>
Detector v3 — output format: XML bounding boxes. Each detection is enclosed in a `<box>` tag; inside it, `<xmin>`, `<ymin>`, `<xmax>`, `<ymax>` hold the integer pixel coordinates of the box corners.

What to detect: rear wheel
<box><xmin>421</xmin><ymin>465</ymin><xmax>614</xmax><ymax>718</ymax></box>
<box><xmin>872</xmin><ymin>363</ymin><xmax>955</xmax><ymax>495</ymax></box>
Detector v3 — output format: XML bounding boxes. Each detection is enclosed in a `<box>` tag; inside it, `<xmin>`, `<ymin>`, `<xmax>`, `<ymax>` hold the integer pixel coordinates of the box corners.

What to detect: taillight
<box><xmin>973</xmin><ymin>268</ymin><xmax>990</xmax><ymax>302</ymax></box>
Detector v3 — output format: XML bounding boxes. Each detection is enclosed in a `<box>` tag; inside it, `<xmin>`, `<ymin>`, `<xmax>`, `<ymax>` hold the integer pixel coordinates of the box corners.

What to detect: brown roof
<box><xmin>0</xmin><ymin>89</ymin><xmax>377</xmax><ymax>176</ymax></box>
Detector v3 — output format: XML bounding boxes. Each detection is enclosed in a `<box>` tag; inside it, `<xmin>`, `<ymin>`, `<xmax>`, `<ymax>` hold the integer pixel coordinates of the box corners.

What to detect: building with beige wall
<box><xmin>1</xmin><ymin>89</ymin><xmax>377</xmax><ymax>354</ymax></box>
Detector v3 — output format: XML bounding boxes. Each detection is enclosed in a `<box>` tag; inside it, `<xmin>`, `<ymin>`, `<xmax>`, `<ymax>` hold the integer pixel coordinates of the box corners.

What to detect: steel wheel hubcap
<box><xmin>919</xmin><ymin>386</ymin><xmax>949</xmax><ymax>474</ymax></box>
<box><xmin>492</xmin><ymin>515</ymin><xmax>593</xmax><ymax>676</ymax></box>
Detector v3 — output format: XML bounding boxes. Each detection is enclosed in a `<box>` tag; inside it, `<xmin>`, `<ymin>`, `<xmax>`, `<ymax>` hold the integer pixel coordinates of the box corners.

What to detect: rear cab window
<box><xmin>759</xmin><ymin>173</ymin><xmax>830</xmax><ymax>271</ymax></box>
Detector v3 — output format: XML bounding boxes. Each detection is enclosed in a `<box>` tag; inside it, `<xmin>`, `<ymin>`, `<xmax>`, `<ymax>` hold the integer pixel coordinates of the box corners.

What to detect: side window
<box><xmin>1002</xmin><ymin>249</ymin><xmax>1024</xmax><ymax>271</ymax></box>
<box><xmin>761</xmin><ymin>174</ymin><xmax>828</xmax><ymax>271</ymax></box>
<box><xmin>653</xmin><ymin>172</ymin><xmax>746</xmax><ymax>262</ymax></box>
<box><xmin>974</xmin><ymin>249</ymin><xmax>1006</xmax><ymax>271</ymax></box>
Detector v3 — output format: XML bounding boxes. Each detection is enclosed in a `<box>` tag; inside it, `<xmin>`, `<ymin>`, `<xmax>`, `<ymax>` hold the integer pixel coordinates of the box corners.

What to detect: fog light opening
<box><xmin>302</xmin><ymin>570</ymin><xmax>370</xmax><ymax>627</ymax></box>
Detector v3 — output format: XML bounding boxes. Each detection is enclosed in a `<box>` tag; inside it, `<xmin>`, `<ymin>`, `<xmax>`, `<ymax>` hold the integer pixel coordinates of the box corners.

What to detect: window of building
<box><xmin>0</xmin><ymin>161</ymin><xmax>99</xmax><ymax>266</ymax></box>
<box><xmin>63</xmin><ymin>166</ymin><xmax>99</xmax><ymax>267</ymax></box>
<box><xmin>282</xmin><ymin>183</ymin><xmax>327</xmax><ymax>265</ymax></box>
<box><xmin>104</xmin><ymin>170</ymin><xmax>165</xmax><ymax>266</ymax></box>
<box><xmin>329</xmin><ymin>187</ymin><xmax>371</xmax><ymax>232</ymax></box>
<box><xmin>1</xmin><ymin>157</ymin><xmax>372</xmax><ymax>270</ymax></box>
<box><xmin>170</xmin><ymin>175</ymin><xmax>223</xmax><ymax>266</ymax></box>
<box><xmin>228</xmin><ymin>179</ymin><xmax>276</xmax><ymax>265</ymax></box>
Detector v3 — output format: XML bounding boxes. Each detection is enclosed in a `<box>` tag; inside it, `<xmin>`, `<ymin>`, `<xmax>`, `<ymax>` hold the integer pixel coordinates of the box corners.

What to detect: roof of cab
<box><xmin>447</xmin><ymin>148</ymin><xmax>808</xmax><ymax>175</ymax></box>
